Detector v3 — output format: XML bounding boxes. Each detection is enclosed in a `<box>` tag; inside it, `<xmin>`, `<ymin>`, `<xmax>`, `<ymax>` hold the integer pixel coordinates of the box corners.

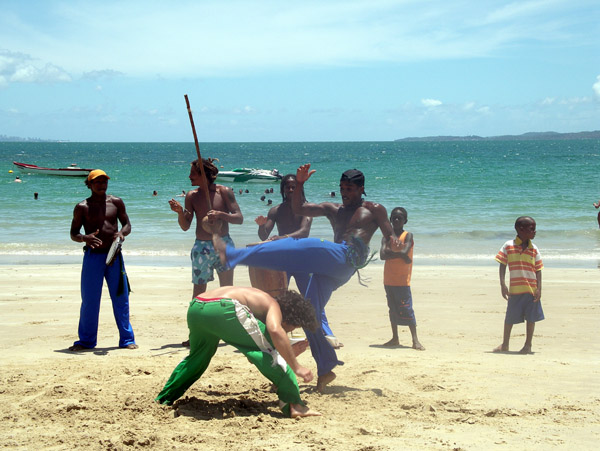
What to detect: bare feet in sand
<box><xmin>493</xmin><ymin>344</ymin><xmax>509</xmax><ymax>353</ymax></box>
<box><xmin>68</xmin><ymin>344</ymin><xmax>87</xmax><ymax>352</ymax></box>
<box><xmin>316</xmin><ymin>371</ymin><xmax>336</xmax><ymax>392</ymax></box>
<box><xmin>412</xmin><ymin>341</ymin><xmax>425</xmax><ymax>351</ymax></box>
<box><xmin>382</xmin><ymin>338</ymin><xmax>399</xmax><ymax>347</ymax></box>
<box><xmin>290</xmin><ymin>403</ymin><xmax>321</xmax><ymax>418</ymax></box>
<box><xmin>125</xmin><ymin>344</ymin><xmax>139</xmax><ymax>349</ymax></box>
<box><xmin>518</xmin><ymin>345</ymin><xmax>532</xmax><ymax>354</ymax></box>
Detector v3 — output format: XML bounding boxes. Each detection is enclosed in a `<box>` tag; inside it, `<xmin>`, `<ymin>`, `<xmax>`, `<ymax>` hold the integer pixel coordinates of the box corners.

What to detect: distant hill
<box><xmin>0</xmin><ymin>134</ymin><xmax>58</xmax><ymax>142</ymax></box>
<box><xmin>395</xmin><ymin>130</ymin><xmax>600</xmax><ymax>142</ymax></box>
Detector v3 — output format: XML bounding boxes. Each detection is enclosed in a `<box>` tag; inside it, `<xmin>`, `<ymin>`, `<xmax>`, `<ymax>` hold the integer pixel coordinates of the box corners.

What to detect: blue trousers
<box><xmin>226</xmin><ymin>237</ymin><xmax>356</xmax><ymax>376</ymax></box>
<box><xmin>73</xmin><ymin>250</ymin><xmax>136</xmax><ymax>349</ymax></box>
<box><xmin>288</xmin><ymin>272</ymin><xmax>334</xmax><ymax>337</ymax></box>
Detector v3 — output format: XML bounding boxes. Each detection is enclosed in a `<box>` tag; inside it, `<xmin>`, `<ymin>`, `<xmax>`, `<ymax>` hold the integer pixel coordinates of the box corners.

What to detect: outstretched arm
<box><xmin>264</xmin><ymin>306</ymin><xmax>313</xmax><ymax>383</ymax></box>
<box><xmin>291</xmin><ymin>163</ymin><xmax>337</xmax><ymax>220</ymax></box>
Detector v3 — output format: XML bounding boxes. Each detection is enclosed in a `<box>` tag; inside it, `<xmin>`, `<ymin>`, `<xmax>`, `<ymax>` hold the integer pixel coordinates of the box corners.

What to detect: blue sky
<box><xmin>1</xmin><ymin>0</ymin><xmax>599</xmax><ymax>142</ymax></box>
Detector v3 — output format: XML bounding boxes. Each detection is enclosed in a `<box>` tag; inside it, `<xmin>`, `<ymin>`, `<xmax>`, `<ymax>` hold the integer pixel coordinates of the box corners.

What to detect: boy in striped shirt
<box><xmin>494</xmin><ymin>216</ymin><xmax>544</xmax><ymax>354</ymax></box>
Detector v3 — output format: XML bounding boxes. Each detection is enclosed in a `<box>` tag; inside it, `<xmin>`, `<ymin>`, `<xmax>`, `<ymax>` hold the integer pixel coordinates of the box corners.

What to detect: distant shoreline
<box><xmin>395</xmin><ymin>130</ymin><xmax>600</xmax><ymax>142</ymax></box>
<box><xmin>2</xmin><ymin>130</ymin><xmax>600</xmax><ymax>143</ymax></box>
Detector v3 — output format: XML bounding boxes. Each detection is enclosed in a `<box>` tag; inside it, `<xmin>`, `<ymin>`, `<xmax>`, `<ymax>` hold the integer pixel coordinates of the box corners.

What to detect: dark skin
<box><xmin>180</xmin><ymin>286</ymin><xmax>320</xmax><ymax>418</ymax></box>
<box><xmin>168</xmin><ymin>165</ymin><xmax>243</xmax><ymax>297</ymax></box>
<box><xmin>379</xmin><ymin>210</ymin><xmax>424</xmax><ymax>350</ymax></box>
<box><xmin>69</xmin><ymin>175</ymin><xmax>137</xmax><ymax>351</ymax></box>
<box><xmin>291</xmin><ymin>163</ymin><xmax>397</xmax><ymax>390</ymax></box>
<box><xmin>494</xmin><ymin>218</ymin><xmax>542</xmax><ymax>354</ymax></box>
<box><xmin>213</xmin><ymin>164</ymin><xmax>397</xmax><ymax>391</ymax></box>
<box><xmin>255</xmin><ymin>177</ymin><xmax>312</xmax><ymax>241</ymax></box>
<box><xmin>291</xmin><ymin>164</ymin><xmax>396</xmax><ymax>247</ymax></box>
<box><xmin>70</xmin><ymin>176</ymin><xmax>131</xmax><ymax>250</ymax></box>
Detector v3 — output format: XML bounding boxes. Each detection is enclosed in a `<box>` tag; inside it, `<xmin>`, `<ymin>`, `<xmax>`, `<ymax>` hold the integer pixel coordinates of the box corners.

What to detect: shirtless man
<box><xmin>213</xmin><ymin>163</ymin><xmax>396</xmax><ymax>391</ymax></box>
<box><xmin>168</xmin><ymin>158</ymin><xmax>243</xmax><ymax>345</ymax></box>
<box><xmin>69</xmin><ymin>169</ymin><xmax>137</xmax><ymax>351</ymax></box>
<box><xmin>155</xmin><ymin>286</ymin><xmax>321</xmax><ymax>418</ymax></box>
<box><xmin>255</xmin><ymin>174</ymin><xmax>340</xmax><ymax>348</ymax></box>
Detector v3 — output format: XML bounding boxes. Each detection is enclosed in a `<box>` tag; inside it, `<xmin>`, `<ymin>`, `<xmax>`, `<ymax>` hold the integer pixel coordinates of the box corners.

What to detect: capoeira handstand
<box><xmin>156</xmin><ymin>286</ymin><xmax>320</xmax><ymax>418</ymax></box>
<box><xmin>213</xmin><ymin>163</ymin><xmax>396</xmax><ymax>391</ymax></box>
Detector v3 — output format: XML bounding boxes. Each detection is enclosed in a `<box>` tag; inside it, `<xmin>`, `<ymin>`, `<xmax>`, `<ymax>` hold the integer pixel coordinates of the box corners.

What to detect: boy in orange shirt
<box><xmin>380</xmin><ymin>207</ymin><xmax>424</xmax><ymax>350</ymax></box>
<box><xmin>493</xmin><ymin>216</ymin><xmax>543</xmax><ymax>354</ymax></box>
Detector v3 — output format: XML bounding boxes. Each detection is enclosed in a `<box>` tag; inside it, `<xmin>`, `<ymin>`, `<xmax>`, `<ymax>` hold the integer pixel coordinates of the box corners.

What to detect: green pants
<box><xmin>155</xmin><ymin>298</ymin><xmax>303</xmax><ymax>416</ymax></box>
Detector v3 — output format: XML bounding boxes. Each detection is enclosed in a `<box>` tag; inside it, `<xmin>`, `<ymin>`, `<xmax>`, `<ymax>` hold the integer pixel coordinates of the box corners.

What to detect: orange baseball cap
<box><xmin>87</xmin><ymin>169</ymin><xmax>110</xmax><ymax>181</ymax></box>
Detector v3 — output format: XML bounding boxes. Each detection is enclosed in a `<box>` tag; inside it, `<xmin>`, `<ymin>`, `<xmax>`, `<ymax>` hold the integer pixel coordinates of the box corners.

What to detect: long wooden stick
<box><xmin>184</xmin><ymin>94</ymin><xmax>212</xmax><ymax>209</ymax></box>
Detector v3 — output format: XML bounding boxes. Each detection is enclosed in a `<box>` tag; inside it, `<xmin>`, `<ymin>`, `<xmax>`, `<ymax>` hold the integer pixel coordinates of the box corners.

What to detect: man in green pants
<box><xmin>156</xmin><ymin>286</ymin><xmax>321</xmax><ymax>418</ymax></box>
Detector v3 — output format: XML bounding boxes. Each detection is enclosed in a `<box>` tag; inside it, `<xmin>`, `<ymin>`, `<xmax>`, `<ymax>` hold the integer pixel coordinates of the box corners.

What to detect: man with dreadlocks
<box><xmin>213</xmin><ymin>163</ymin><xmax>396</xmax><ymax>392</ymax></box>
<box><xmin>255</xmin><ymin>173</ymin><xmax>341</xmax><ymax>349</ymax></box>
<box><xmin>168</xmin><ymin>158</ymin><xmax>243</xmax><ymax>346</ymax></box>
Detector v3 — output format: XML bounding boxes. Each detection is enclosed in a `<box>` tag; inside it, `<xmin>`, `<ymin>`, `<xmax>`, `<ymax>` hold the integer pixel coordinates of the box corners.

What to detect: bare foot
<box><xmin>212</xmin><ymin>233</ymin><xmax>227</xmax><ymax>266</ymax></box>
<box><xmin>412</xmin><ymin>341</ymin><xmax>425</xmax><ymax>351</ymax></box>
<box><xmin>68</xmin><ymin>344</ymin><xmax>87</xmax><ymax>352</ymax></box>
<box><xmin>316</xmin><ymin>371</ymin><xmax>336</xmax><ymax>392</ymax></box>
<box><xmin>493</xmin><ymin>344</ymin><xmax>509</xmax><ymax>353</ymax></box>
<box><xmin>290</xmin><ymin>403</ymin><xmax>321</xmax><ymax>418</ymax></box>
<box><xmin>182</xmin><ymin>340</ymin><xmax>190</xmax><ymax>347</ymax></box>
<box><xmin>291</xmin><ymin>339</ymin><xmax>309</xmax><ymax>356</ymax></box>
<box><xmin>125</xmin><ymin>344</ymin><xmax>139</xmax><ymax>349</ymax></box>
<box><xmin>325</xmin><ymin>335</ymin><xmax>343</xmax><ymax>348</ymax></box>
<box><xmin>518</xmin><ymin>345</ymin><xmax>532</xmax><ymax>354</ymax></box>
<box><xmin>382</xmin><ymin>338</ymin><xmax>399</xmax><ymax>347</ymax></box>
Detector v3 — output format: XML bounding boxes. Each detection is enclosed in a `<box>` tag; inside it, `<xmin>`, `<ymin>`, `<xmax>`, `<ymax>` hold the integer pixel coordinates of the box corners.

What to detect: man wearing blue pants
<box><xmin>69</xmin><ymin>169</ymin><xmax>137</xmax><ymax>351</ymax></box>
<box><xmin>254</xmin><ymin>173</ymin><xmax>340</xmax><ymax>347</ymax></box>
<box><xmin>213</xmin><ymin>163</ymin><xmax>396</xmax><ymax>391</ymax></box>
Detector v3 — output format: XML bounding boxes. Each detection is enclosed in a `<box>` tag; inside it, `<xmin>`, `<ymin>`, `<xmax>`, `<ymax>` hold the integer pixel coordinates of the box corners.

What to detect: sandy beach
<box><xmin>1</xmin><ymin>263</ymin><xmax>598</xmax><ymax>450</ymax></box>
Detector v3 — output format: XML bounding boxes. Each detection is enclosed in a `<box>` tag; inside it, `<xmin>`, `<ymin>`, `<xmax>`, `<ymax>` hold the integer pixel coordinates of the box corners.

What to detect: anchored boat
<box><xmin>13</xmin><ymin>162</ymin><xmax>93</xmax><ymax>177</ymax></box>
<box><xmin>216</xmin><ymin>168</ymin><xmax>282</xmax><ymax>183</ymax></box>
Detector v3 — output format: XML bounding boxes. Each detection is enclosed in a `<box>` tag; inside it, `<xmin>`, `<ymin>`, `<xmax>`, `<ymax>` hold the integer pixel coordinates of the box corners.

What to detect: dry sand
<box><xmin>0</xmin><ymin>263</ymin><xmax>598</xmax><ymax>450</ymax></box>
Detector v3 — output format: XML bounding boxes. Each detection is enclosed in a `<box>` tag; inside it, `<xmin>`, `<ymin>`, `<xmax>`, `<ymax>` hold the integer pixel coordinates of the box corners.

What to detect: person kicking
<box><xmin>155</xmin><ymin>286</ymin><xmax>321</xmax><ymax>418</ymax></box>
<box><xmin>212</xmin><ymin>163</ymin><xmax>397</xmax><ymax>392</ymax></box>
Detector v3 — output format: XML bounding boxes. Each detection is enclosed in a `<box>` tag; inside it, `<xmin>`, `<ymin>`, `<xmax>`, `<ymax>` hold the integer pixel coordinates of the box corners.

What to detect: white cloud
<box><xmin>541</xmin><ymin>97</ymin><xmax>555</xmax><ymax>105</ymax></box>
<box><xmin>593</xmin><ymin>75</ymin><xmax>600</xmax><ymax>98</ymax></box>
<box><xmin>0</xmin><ymin>50</ymin><xmax>71</xmax><ymax>85</ymax></box>
<box><xmin>422</xmin><ymin>99</ymin><xmax>442</xmax><ymax>107</ymax></box>
<box><xmin>0</xmin><ymin>1</ymin><xmax>595</xmax><ymax>78</ymax></box>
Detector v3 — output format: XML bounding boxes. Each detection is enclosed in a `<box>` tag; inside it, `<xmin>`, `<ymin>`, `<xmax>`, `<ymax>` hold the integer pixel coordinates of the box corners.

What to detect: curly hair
<box><xmin>191</xmin><ymin>158</ymin><xmax>219</xmax><ymax>184</ymax></box>
<box><xmin>275</xmin><ymin>290</ymin><xmax>318</xmax><ymax>332</ymax></box>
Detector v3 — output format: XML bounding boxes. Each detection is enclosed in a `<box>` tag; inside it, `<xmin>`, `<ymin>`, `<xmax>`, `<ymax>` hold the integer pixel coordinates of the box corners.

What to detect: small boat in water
<box><xmin>13</xmin><ymin>162</ymin><xmax>94</xmax><ymax>177</ymax></box>
<box><xmin>216</xmin><ymin>168</ymin><xmax>283</xmax><ymax>183</ymax></box>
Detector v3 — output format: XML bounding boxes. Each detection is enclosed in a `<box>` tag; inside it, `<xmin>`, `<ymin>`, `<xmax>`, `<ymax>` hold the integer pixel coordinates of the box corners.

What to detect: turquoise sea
<box><xmin>1</xmin><ymin>140</ymin><xmax>599</xmax><ymax>268</ymax></box>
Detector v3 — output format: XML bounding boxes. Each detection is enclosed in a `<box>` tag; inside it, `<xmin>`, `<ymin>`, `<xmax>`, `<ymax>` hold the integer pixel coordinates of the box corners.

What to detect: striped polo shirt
<box><xmin>495</xmin><ymin>237</ymin><xmax>543</xmax><ymax>295</ymax></box>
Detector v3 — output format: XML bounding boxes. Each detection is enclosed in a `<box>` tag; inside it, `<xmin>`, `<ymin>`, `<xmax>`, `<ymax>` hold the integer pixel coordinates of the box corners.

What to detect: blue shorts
<box><xmin>191</xmin><ymin>235</ymin><xmax>234</xmax><ymax>285</ymax></box>
<box><xmin>384</xmin><ymin>285</ymin><xmax>416</xmax><ymax>326</ymax></box>
<box><xmin>505</xmin><ymin>293</ymin><xmax>545</xmax><ymax>324</ymax></box>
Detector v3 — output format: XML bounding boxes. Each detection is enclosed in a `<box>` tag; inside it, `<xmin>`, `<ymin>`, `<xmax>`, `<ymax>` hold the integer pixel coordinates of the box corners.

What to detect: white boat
<box><xmin>216</xmin><ymin>168</ymin><xmax>282</xmax><ymax>183</ymax></box>
<box><xmin>13</xmin><ymin>162</ymin><xmax>93</xmax><ymax>177</ymax></box>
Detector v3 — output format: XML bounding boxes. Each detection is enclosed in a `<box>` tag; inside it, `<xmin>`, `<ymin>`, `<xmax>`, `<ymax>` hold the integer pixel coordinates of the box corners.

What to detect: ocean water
<box><xmin>1</xmin><ymin>140</ymin><xmax>599</xmax><ymax>268</ymax></box>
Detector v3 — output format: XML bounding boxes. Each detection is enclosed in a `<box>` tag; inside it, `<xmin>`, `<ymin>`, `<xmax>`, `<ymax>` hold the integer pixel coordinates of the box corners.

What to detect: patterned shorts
<box><xmin>190</xmin><ymin>235</ymin><xmax>234</xmax><ymax>285</ymax></box>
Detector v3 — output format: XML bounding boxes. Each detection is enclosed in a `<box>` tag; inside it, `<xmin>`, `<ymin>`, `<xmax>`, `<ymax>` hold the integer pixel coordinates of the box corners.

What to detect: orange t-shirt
<box><xmin>383</xmin><ymin>231</ymin><xmax>413</xmax><ymax>286</ymax></box>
